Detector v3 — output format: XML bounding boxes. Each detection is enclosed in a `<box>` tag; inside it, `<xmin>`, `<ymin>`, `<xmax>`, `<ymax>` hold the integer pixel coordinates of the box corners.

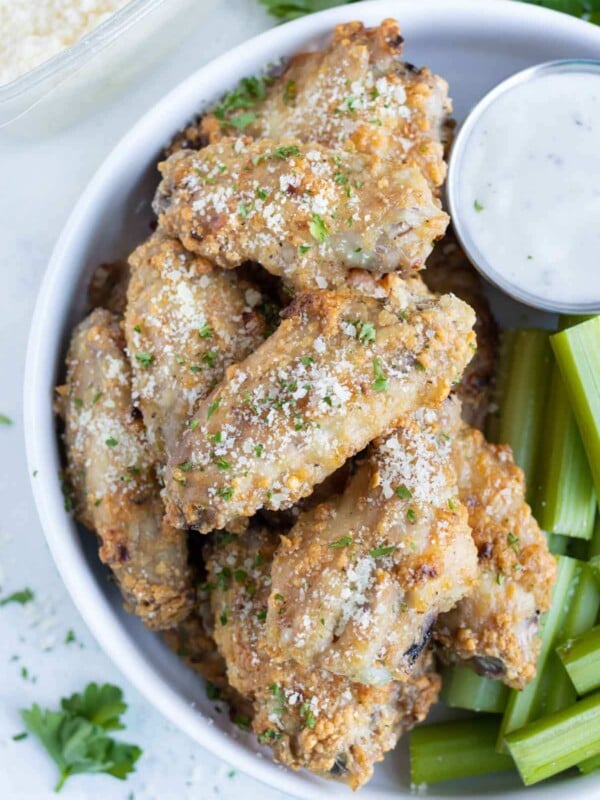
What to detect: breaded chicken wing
<box><xmin>89</xmin><ymin>259</ymin><xmax>130</xmax><ymax>316</ymax></box>
<box><xmin>266</xmin><ymin>408</ymin><xmax>477</xmax><ymax>685</ymax></box>
<box><xmin>423</xmin><ymin>232</ymin><xmax>497</xmax><ymax>429</ymax></box>
<box><xmin>124</xmin><ymin>232</ymin><xmax>266</xmax><ymax>458</ymax></box>
<box><xmin>205</xmin><ymin>528</ymin><xmax>440</xmax><ymax>789</ymax></box>
<box><xmin>154</xmin><ymin>137</ymin><xmax>448</xmax><ymax>291</ymax></box>
<box><xmin>200</xmin><ymin>19</ymin><xmax>452</xmax><ymax>191</ymax></box>
<box><xmin>58</xmin><ymin>308</ymin><xmax>194</xmax><ymax>629</ymax></box>
<box><xmin>164</xmin><ymin>288</ymin><xmax>476</xmax><ymax>533</ymax></box>
<box><xmin>434</xmin><ymin>399</ymin><xmax>557</xmax><ymax>689</ymax></box>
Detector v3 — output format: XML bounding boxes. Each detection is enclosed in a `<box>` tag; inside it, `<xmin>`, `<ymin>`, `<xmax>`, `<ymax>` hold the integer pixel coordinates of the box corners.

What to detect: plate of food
<box><xmin>23</xmin><ymin>0</ymin><xmax>600</xmax><ymax>797</ymax></box>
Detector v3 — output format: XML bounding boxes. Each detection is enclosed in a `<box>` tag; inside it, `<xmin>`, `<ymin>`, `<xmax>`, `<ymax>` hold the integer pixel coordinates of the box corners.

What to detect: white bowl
<box><xmin>23</xmin><ymin>1</ymin><xmax>600</xmax><ymax>798</ymax></box>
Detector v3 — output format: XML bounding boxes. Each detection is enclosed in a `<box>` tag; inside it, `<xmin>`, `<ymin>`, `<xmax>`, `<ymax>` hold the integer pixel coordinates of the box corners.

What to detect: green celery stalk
<box><xmin>441</xmin><ymin>665</ymin><xmax>508</xmax><ymax>713</ymax></box>
<box><xmin>486</xmin><ymin>329</ymin><xmax>517</xmax><ymax>443</ymax></box>
<box><xmin>410</xmin><ymin>716</ymin><xmax>514</xmax><ymax>785</ymax></box>
<box><xmin>546</xmin><ymin>532</ymin><xmax>569</xmax><ymax>555</ymax></box>
<box><xmin>498</xmin><ymin>556</ymin><xmax>576</xmax><ymax>750</ymax></box>
<box><xmin>558</xmin><ymin>624</ymin><xmax>600</xmax><ymax>696</ymax></box>
<box><xmin>533</xmin><ymin>363</ymin><xmax>596</xmax><ymax>540</ymax></box>
<box><xmin>551</xmin><ymin>316</ymin><xmax>600</xmax><ymax>500</ymax></box>
<box><xmin>489</xmin><ymin>330</ymin><xmax>552</xmax><ymax>499</ymax></box>
<box><xmin>535</xmin><ymin>561</ymin><xmax>600</xmax><ymax>716</ymax></box>
<box><xmin>579</xmin><ymin>752</ymin><xmax>600</xmax><ymax>774</ymax></box>
<box><xmin>505</xmin><ymin>690</ymin><xmax>600</xmax><ymax>785</ymax></box>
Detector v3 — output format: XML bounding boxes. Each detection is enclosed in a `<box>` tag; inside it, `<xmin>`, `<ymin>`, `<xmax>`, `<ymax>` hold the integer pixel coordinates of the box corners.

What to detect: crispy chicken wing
<box><xmin>58</xmin><ymin>308</ymin><xmax>194</xmax><ymax>629</ymax></box>
<box><xmin>265</xmin><ymin>408</ymin><xmax>477</xmax><ymax>685</ymax></box>
<box><xmin>205</xmin><ymin>528</ymin><xmax>440</xmax><ymax>789</ymax></box>
<box><xmin>89</xmin><ymin>260</ymin><xmax>130</xmax><ymax>316</ymax></box>
<box><xmin>164</xmin><ymin>288</ymin><xmax>476</xmax><ymax>533</ymax></box>
<box><xmin>124</xmin><ymin>232</ymin><xmax>266</xmax><ymax>458</ymax></box>
<box><xmin>423</xmin><ymin>232</ymin><xmax>497</xmax><ymax>429</ymax></box>
<box><xmin>434</xmin><ymin>399</ymin><xmax>557</xmax><ymax>689</ymax></box>
<box><xmin>200</xmin><ymin>20</ymin><xmax>452</xmax><ymax>191</ymax></box>
<box><xmin>154</xmin><ymin>137</ymin><xmax>448</xmax><ymax>291</ymax></box>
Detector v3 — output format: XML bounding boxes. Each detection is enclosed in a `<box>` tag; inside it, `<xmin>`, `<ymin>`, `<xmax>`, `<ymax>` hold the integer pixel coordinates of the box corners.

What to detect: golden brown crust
<box><xmin>60</xmin><ymin>308</ymin><xmax>194</xmax><ymax>630</ymax></box>
<box><xmin>266</xmin><ymin>408</ymin><xmax>477</xmax><ymax>685</ymax></box>
<box><xmin>164</xmin><ymin>288</ymin><xmax>476</xmax><ymax>533</ymax></box>
<box><xmin>434</xmin><ymin>399</ymin><xmax>557</xmax><ymax>689</ymax></box>
<box><xmin>423</xmin><ymin>232</ymin><xmax>498</xmax><ymax>429</ymax></box>
<box><xmin>200</xmin><ymin>20</ymin><xmax>452</xmax><ymax>192</ymax></box>
<box><xmin>124</xmin><ymin>231</ymin><xmax>266</xmax><ymax>459</ymax></box>
<box><xmin>154</xmin><ymin>137</ymin><xmax>448</xmax><ymax>291</ymax></box>
<box><xmin>205</xmin><ymin>528</ymin><xmax>440</xmax><ymax>789</ymax></box>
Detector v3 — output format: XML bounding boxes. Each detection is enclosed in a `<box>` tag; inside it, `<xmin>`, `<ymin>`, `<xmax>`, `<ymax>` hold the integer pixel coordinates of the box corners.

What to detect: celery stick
<box><xmin>536</xmin><ymin>561</ymin><xmax>600</xmax><ymax>716</ymax></box>
<box><xmin>410</xmin><ymin>716</ymin><xmax>514</xmax><ymax>785</ymax></box>
<box><xmin>558</xmin><ymin>625</ymin><xmax>600</xmax><ymax>696</ymax></box>
<box><xmin>547</xmin><ymin>532</ymin><xmax>569</xmax><ymax>555</ymax></box>
<box><xmin>551</xmin><ymin>316</ymin><xmax>600</xmax><ymax>500</ymax></box>
<box><xmin>533</xmin><ymin>364</ymin><xmax>596</xmax><ymax>540</ymax></box>
<box><xmin>441</xmin><ymin>665</ymin><xmax>508</xmax><ymax>713</ymax></box>
<box><xmin>579</xmin><ymin>752</ymin><xmax>600</xmax><ymax>774</ymax></box>
<box><xmin>486</xmin><ymin>329</ymin><xmax>517</xmax><ymax>443</ymax></box>
<box><xmin>491</xmin><ymin>330</ymin><xmax>552</xmax><ymax>498</ymax></box>
<box><xmin>498</xmin><ymin>556</ymin><xmax>576</xmax><ymax>750</ymax></box>
<box><xmin>505</xmin><ymin>691</ymin><xmax>600</xmax><ymax>785</ymax></box>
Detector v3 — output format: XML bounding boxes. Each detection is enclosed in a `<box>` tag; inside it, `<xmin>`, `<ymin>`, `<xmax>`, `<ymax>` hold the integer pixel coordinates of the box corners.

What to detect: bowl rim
<box><xmin>23</xmin><ymin>1</ymin><xmax>600</xmax><ymax>797</ymax></box>
<box><xmin>447</xmin><ymin>57</ymin><xmax>600</xmax><ymax>315</ymax></box>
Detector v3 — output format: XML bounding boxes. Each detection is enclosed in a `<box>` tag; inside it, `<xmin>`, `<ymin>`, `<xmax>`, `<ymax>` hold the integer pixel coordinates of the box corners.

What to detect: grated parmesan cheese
<box><xmin>0</xmin><ymin>0</ymin><xmax>131</xmax><ymax>86</ymax></box>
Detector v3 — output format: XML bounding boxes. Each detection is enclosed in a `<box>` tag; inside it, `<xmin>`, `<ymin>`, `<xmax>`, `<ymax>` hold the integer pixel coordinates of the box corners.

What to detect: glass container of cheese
<box><xmin>0</xmin><ymin>0</ymin><xmax>205</xmax><ymax>133</ymax></box>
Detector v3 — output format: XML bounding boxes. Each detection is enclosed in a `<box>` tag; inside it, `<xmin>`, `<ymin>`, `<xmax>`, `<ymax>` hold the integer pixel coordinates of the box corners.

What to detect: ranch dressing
<box><xmin>455</xmin><ymin>65</ymin><xmax>600</xmax><ymax>310</ymax></box>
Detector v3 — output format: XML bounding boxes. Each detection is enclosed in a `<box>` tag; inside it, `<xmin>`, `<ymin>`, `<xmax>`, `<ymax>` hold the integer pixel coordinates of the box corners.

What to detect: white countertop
<box><xmin>0</xmin><ymin>3</ymin><xmax>290</xmax><ymax>797</ymax></box>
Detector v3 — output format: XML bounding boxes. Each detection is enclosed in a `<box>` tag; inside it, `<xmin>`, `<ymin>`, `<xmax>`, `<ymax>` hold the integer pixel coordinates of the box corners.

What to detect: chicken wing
<box><xmin>200</xmin><ymin>19</ymin><xmax>452</xmax><ymax>191</ymax></box>
<box><xmin>164</xmin><ymin>288</ymin><xmax>476</xmax><ymax>533</ymax></box>
<box><xmin>154</xmin><ymin>137</ymin><xmax>448</xmax><ymax>291</ymax></box>
<box><xmin>205</xmin><ymin>528</ymin><xmax>440</xmax><ymax>789</ymax></box>
<box><xmin>423</xmin><ymin>232</ymin><xmax>498</xmax><ymax>429</ymax></box>
<box><xmin>58</xmin><ymin>308</ymin><xmax>194</xmax><ymax>629</ymax></box>
<box><xmin>434</xmin><ymin>398</ymin><xmax>557</xmax><ymax>689</ymax></box>
<box><xmin>265</xmin><ymin>407</ymin><xmax>477</xmax><ymax>685</ymax></box>
<box><xmin>124</xmin><ymin>232</ymin><xmax>266</xmax><ymax>459</ymax></box>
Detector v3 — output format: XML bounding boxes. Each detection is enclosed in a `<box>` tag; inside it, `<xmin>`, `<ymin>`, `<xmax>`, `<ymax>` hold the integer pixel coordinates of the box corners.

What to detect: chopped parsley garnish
<box><xmin>273</xmin><ymin>145</ymin><xmax>301</xmax><ymax>159</ymax></box>
<box><xmin>190</xmin><ymin>419</ymin><xmax>200</xmax><ymax>431</ymax></box>
<box><xmin>234</xmin><ymin>714</ymin><xmax>251</xmax><ymax>731</ymax></box>
<box><xmin>0</xmin><ymin>588</ymin><xmax>34</xmax><ymax>607</ymax></box>
<box><xmin>216</xmin><ymin>568</ymin><xmax>232</xmax><ymax>591</ymax></box>
<box><xmin>257</xmin><ymin>728</ymin><xmax>282</xmax><ymax>743</ymax></box>
<box><xmin>178</xmin><ymin>461</ymin><xmax>194</xmax><ymax>473</ymax></box>
<box><xmin>406</xmin><ymin>508</ymin><xmax>417</xmax><ymax>524</ymax></box>
<box><xmin>256</xmin><ymin>609</ymin><xmax>268</xmax><ymax>621</ymax></box>
<box><xmin>134</xmin><ymin>352</ymin><xmax>153</xmax><ymax>368</ymax></box>
<box><xmin>133</xmin><ymin>324</ymin><xmax>142</xmax><ymax>333</ymax></box>
<box><xmin>59</xmin><ymin>472</ymin><xmax>73</xmax><ymax>512</ymax></box>
<box><xmin>369</xmin><ymin>545</ymin><xmax>396</xmax><ymax>558</ymax></box>
<box><xmin>334</xmin><ymin>171</ymin><xmax>348</xmax><ymax>185</ymax></box>
<box><xmin>12</xmin><ymin>732</ymin><xmax>27</xmax><ymax>741</ymax></box>
<box><xmin>300</xmin><ymin>356</ymin><xmax>314</xmax><ymax>366</ymax></box>
<box><xmin>300</xmin><ymin>702</ymin><xmax>316</xmax><ymax>730</ymax></box>
<box><xmin>497</xmin><ymin>572</ymin><xmax>505</xmax><ymax>585</ymax></box>
<box><xmin>216</xmin><ymin>486</ymin><xmax>234</xmax><ymax>501</ymax></box>
<box><xmin>0</xmin><ymin>413</ymin><xmax>12</xmax><ymax>425</ymax></box>
<box><xmin>92</xmin><ymin>390</ymin><xmax>103</xmax><ymax>405</ymax></box>
<box><xmin>395</xmin><ymin>485</ymin><xmax>412</xmax><ymax>500</ymax></box>
<box><xmin>73</xmin><ymin>398</ymin><xmax>83</xmax><ymax>409</ymax></box>
<box><xmin>220</xmin><ymin>608</ymin><xmax>229</xmax><ymax>626</ymax></box>
<box><xmin>283</xmin><ymin>79</ymin><xmax>297</xmax><ymax>105</ymax></box>
<box><xmin>298</xmin><ymin>244</ymin><xmax>311</xmax><ymax>254</ymax></box>
<box><xmin>507</xmin><ymin>532</ymin><xmax>520</xmax><ymax>554</ymax></box>
<box><xmin>105</xmin><ymin>437</ymin><xmax>118</xmax><ymax>448</ymax></box>
<box><xmin>357</xmin><ymin>321</ymin><xmax>376</xmax><ymax>344</ymax></box>
<box><xmin>309</xmin><ymin>213</ymin><xmax>328</xmax><ymax>243</ymax></box>
<box><xmin>205</xmin><ymin>682</ymin><xmax>221</xmax><ymax>701</ymax></box>
<box><xmin>474</xmin><ymin>199</ymin><xmax>485</xmax><ymax>212</ymax></box>
<box><xmin>329</xmin><ymin>536</ymin><xmax>353</xmax><ymax>548</ymax></box>
<box><xmin>20</xmin><ymin>683</ymin><xmax>141</xmax><ymax>792</ymax></box>
<box><xmin>202</xmin><ymin>351</ymin><xmax>217</xmax><ymax>368</ymax></box>
<box><xmin>64</xmin><ymin>630</ymin><xmax>76</xmax><ymax>645</ymax></box>
<box><xmin>448</xmin><ymin>498</ymin><xmax>457</xmax><ymax>511</ymax></box>
<box><xmin>198</xmin><ymin>323</ymin><xmax>213</xmax><ymax>339</ymax></box>
<box><xmin>207</xmin><ymin>398</ymin><xmax>220</xmax><ymax>418</ymax></box>
<box><xmin>215</xmin><ymin>457</ymin><xmax>231</xmax><ymax>471</ymax></box>
<box><xmin>254</xmin><ymin>444</ymin><xmax>264</xmax><ymax>457</ymax></box>
<box><xmin>239</xmin><ymin>201</ymin><xmax>254</xmax><ymax>218</ymax></box>
<box><xmin>213</xmin><ymin>75</ymin><xmax>271</xmax><ymax>130</ymax></box>
<box><xmin>415</xmin><ymin>360</ymin><xmax>426</xmax><ymax>372</ymax></box>
<box><xmin>255</xmin><ymin>187</ymin><xmax>269</xmax><ymax>201</ymax></box>
<box><xmin>372</xmin><ymin>357</ymin><xmax>388</xmax><ymax>392</ymax></box>
<box><xmin>209</xmin><ymin>431</ymin><xmax>223</xmax><ymax>443</ymax></box>
<box><xmin>274</xmin><ymin>593</ymin><xmax>285</xmax><ymax>602</ymax></box>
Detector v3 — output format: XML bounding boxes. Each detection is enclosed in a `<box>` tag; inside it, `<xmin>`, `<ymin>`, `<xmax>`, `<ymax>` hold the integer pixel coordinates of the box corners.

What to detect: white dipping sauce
<box><xmin>456</xmin><ymin>67</ymin><xmax>600</xmax><ymax>309</ymax></box>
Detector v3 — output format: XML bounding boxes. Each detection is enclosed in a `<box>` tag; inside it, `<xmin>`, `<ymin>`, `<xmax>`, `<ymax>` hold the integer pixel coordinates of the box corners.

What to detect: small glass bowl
<box><xmin>447</xmin><ymin>59</ymin><xmax>600</xmax><ymax>315</ymax></box>
<box><xmin>0</xmin><ymin>0</ymin><xmax>202</xmax><ymax>135</ymax></box>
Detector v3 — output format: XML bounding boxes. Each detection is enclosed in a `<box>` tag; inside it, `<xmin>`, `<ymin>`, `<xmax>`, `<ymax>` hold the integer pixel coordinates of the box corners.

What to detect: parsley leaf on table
<box><xmin>20</xmin><ymin>683</ymin><xmax>141</xmax><ymax>792</ymax></box>
<box><xmin>0</xmin><ymin>587</ymin><xmax>34</xmax><ymax>607</ymax></box>
<box><xmin>259</xmin><ymin>0</ymin><xmax>600</xmax><ymax>23</ymax></box>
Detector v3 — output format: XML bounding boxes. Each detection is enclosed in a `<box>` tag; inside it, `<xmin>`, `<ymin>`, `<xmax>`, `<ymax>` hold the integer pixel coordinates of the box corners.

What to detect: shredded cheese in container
<box><xmin>0</xmin><ymin>0</ymin><xmax>131</xmax><ymax>86</ymax></box>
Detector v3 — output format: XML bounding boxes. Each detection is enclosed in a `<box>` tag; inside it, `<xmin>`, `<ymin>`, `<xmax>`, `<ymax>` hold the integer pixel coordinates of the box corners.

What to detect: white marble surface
<box><xmin>0</xmin><ymin>3</ymin><xmax>289</xmax><ymax>797</ymax></box>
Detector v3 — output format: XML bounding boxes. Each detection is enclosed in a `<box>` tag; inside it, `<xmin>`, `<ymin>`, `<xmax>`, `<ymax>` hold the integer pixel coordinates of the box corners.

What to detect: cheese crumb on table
<box><xmin>0</xmin><ymin>0</ymin><xmax>131</xmax><ymax>86</ymax></box>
